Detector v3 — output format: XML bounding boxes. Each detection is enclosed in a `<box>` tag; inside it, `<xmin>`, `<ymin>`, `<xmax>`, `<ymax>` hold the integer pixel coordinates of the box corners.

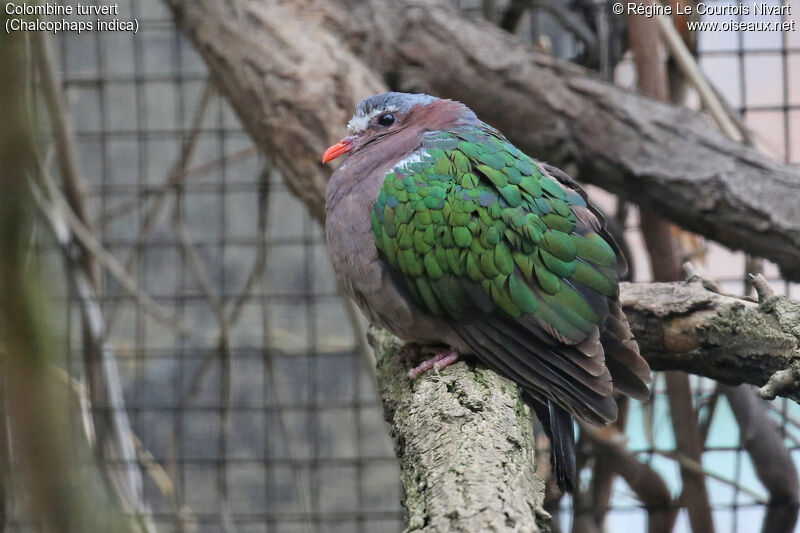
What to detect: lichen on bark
<box><xmin>369</xmin><ymin>329</ymin><xmax>551</xmax><ymax>532</ymax></box>
<box><xmin>621</xmin><ymin>280</ymin><xmax>800</xmax><ymax>401</ymax></box>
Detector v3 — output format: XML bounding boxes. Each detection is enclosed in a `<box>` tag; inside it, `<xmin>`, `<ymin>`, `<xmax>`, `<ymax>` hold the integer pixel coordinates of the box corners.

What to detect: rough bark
<box><xmin>620</xmin><ymin>280</ymin><xmax>800</xmax><ymax>402</ymax></box>
<box><xmin>164</xmin><ymin>0</ymin><xmax>385</xmax><ymax>219</ymax></box>
<box><xmin>166</xmin><ymin>0</ymin><xmax>800</xmax><ymax>280</ymax></box>
<box><xmin>369</xmin><ymin>329</ymin><xmax>551</xmax><ymax>532</ymax></box>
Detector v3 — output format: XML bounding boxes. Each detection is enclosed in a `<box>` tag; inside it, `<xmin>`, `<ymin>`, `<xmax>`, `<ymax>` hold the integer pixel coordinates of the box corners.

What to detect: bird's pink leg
<box><xmin>407</xmin><ymin>349</ymin><xmax>461</xmax><ymax>379</ymax></box>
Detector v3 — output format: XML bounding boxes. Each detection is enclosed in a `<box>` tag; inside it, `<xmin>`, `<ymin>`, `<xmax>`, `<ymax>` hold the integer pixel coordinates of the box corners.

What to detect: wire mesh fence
<box><xmin>23</xmin><ymin>1</ymin><xmax>402</xmax><ymax>530</ymax></box>
<box><xmin>7</xmin><ymin>0</ymin><xmax>800</xmax><ymax>531</ymax></box>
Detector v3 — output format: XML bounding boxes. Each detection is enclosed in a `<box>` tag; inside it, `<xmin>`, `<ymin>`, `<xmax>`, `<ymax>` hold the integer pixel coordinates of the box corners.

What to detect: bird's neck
<box><xmin>325</xmin><ymin>100</ymin><xmax>479</xmax><ymax>214</ymax></box>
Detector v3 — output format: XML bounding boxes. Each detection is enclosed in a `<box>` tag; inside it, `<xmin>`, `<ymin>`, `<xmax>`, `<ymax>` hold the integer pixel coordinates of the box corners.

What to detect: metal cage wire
<box><xmin>9</xmin><ymin>0</ymin><xmax>800</xmax><ymax>531</ymax></box>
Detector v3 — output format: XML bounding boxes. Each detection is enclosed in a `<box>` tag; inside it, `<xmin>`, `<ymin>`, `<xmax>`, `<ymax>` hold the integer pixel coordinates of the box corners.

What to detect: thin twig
<box><xmin>254</xmin><ymin>175</ymin><xmax>314</xmax><ymax>533</ymax></box>
<box><xmin>28</xmin><ymin>177</ymin><xmax>158</xmax><ymax>533</ymax></box>
<box><xmin>653</xmin><ymin>0</ymin><xmax>742</xmax><ymax>140</ymax></box>
<box><xmin>750</xmin><ymin>273</ymin><xmax>775</xmax><ymax>303</ymax></box>
<box><xmin>166</xmin><ymin>166</ymin><xmax>313</xmax><ymax>533</ymax></box>
<box><xmin>698</xmin><ymin>386</ymin><xmax>720</xmax><ymax>445</ymax></box>
<box><xmin>95</xmin><ymin>145</ymin><xmax>259</xmax><ymax>230</ymax></box>
<box><xmin>32</xmin><ymin>30</ymin><xmax>163</xmax><ymax>533</ymax></box>
<box><xmin>105</xmin><ymin>82</ymin><xmax>215</xmax><ymax>334</ymax></box>
<box><xmin>0</xmin><ymin>27</ymin><xmax>136</xmax><ymax>532</ymax></box>
<box><xmin>32</xmin><ymin>30</ymin><xmax>97</xmax><ymax>284</ymax></box>
<box><xmin>51</xmin><ymin>367</ymin><xmax>199</xmax><ymax>532</ymax></box>
<box><xmin>30</xmin><ymin>170</ymin><xmax>185</xmax><ymax>333</ymax></box>
<box><xmin>170</xmin><ymin>203</ymin><xmax>235</xmax><ymax>533</ymax></box>
<box><xmin>650</xmin><ymin>449</ymin><xmax>768</xmax><ymax>504</ymax></box>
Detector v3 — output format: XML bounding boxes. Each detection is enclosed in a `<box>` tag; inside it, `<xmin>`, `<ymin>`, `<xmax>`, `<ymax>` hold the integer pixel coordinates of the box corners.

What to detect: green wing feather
<box><xmin>372</xmin><ymin>126</ymin><xmax>618</xmax><ymax>343</ymax></box>
<box><xmin>370</xmin><ymin>125</ymin><xmax>650</xmax><ymax>425</ymax></box>
<box><xmin>370</xmin><ymin>121</ymin><xmax>657</xmax><ymax>449</ymax></box>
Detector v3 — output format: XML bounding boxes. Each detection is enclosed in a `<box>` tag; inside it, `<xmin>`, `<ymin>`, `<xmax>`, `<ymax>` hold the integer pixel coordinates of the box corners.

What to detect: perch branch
<box><xmin>361</xmin><ymin>275</ymin><xmax>800</xmax><ymax>530</ymax></box>
<box><xmin>369</xmin><ymin>329</ymin><xmax>551</xmax><ymax>531</ymax></box>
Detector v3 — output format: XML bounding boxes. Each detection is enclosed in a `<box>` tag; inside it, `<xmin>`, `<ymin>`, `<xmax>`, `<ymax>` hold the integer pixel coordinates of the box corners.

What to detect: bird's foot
<box><xmin>407</xmin><ymin>349</ymin><xmax>460</xmax><ymax>379</ymax></box>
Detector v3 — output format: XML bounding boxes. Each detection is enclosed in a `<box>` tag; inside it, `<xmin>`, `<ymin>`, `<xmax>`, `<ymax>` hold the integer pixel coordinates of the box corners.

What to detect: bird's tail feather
<box><xmin>529</xmin><ymin>396</ymin><xmax>576</xmax><ymax>493</ymax></box>
<box><xmin>601</xmin><ymin>302</ymin><xmax>651</xmax><ymax>400</ymax></box>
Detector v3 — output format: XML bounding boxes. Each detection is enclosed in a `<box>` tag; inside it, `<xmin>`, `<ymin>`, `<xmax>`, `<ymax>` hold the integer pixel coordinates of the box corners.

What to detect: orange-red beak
<box><xmin>322</xmin><ymin>136</ymin><xmax>356</xmax><ymax>164</ymax></box>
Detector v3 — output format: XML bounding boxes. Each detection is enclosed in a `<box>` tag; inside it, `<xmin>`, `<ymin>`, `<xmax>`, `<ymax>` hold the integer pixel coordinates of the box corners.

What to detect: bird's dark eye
<box><xmin>377</xmin><ymin>113</ymin><xmax>395</xmax><ymax>127</ymax></box>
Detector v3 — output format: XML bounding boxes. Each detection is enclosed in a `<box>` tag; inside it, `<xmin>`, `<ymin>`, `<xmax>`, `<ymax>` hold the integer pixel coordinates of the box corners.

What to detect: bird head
<box><xmin>322</xmin><ymin>92</ymin><xmax>475</xmax><ymax>164</ymax></box>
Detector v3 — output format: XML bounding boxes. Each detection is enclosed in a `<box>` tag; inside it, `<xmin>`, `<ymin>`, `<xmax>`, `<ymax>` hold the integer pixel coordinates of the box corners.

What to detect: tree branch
<box><xmin>369</xmin><ymin>329</ymin><xmax>552</xmax><ymax>532</ymax></box>
<box><xmin>164</xmin><ymin>0</ymin><xmax>385</xmax><ymax>220</ymax></box>
<box><xmin>620</xmin><ymin>280</ymin><xmax>800</xmax><ymax>402</ymax></box>
<box><xmin>580</xmin><ymin>425</ymin><xmax>677</xmax><ymax>533</ymax></box>
<box><xmin>365</xmin><ymin>274</ymin><xmax>800</xmax><ymax>530</ymax></box>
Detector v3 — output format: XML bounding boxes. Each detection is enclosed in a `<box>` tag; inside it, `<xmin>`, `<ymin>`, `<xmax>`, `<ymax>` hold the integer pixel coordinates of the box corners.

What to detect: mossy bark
<box><xmin>621</xmin><ymin>280</ymin><xmax>800</xmax><ymax>402</ymax></box>
<box><xmin>370</xmin><ymin>330</ymin><xmax>551</xmax><ymax>533</ymax></box>
<box><xmin>366</xmin><ymin>279</ymin><xmax>800</xmax><ymax>530</ymax></box>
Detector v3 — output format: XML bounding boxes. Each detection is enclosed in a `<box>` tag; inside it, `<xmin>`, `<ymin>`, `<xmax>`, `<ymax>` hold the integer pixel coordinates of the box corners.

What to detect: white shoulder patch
<box><xmin>393</xmin><ymin>150</ymin><xmax>425</xmax><ymax>170</ymax></box>
<box><xmin>347</xmin><ymin>105</ymin><xmax>399</xmax><ymax>133</ymax></box>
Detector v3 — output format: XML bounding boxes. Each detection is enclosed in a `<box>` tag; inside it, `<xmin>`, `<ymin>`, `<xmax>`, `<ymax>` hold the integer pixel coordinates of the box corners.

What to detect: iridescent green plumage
<box><xmin>328</xmin><ymin>92</ymin><xmax>652</xmax><ymax>494</ymax></box>
<box><xmin>372</xmin><ymin>126</ymin><xmax>618</xmax><ymax>342</ymax></box>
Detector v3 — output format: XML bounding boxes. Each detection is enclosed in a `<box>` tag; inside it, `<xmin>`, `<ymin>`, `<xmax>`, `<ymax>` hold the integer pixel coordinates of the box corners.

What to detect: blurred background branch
<box><xmin>0</xmin><ymin>14</ymin><xmax>144</xmax><ymax>533</ymax></box>
<box><xmin>626</xmin><ymin>10</ymin><xmax>712</xmax><ymax>532</ymax></box>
